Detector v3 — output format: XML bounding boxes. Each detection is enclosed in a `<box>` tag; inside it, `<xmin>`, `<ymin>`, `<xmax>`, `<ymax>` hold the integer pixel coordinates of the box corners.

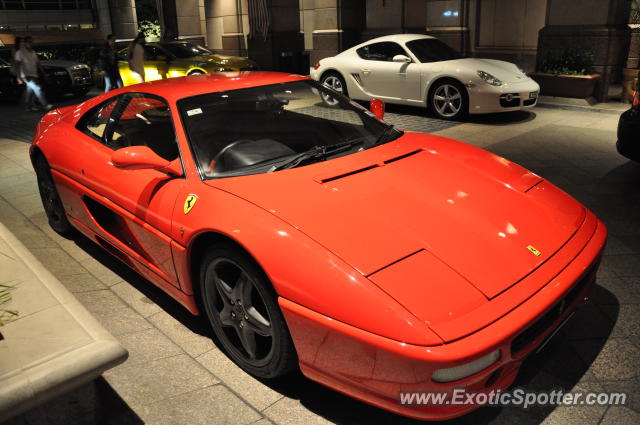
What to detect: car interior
<box><xmin>183</xmin><ymin>94</ymin><xmax>374</xmax><ymax>177</ymax></box>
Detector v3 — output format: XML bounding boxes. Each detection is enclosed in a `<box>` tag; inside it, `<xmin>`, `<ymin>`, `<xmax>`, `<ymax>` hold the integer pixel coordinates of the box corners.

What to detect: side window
<box><xmin>144</xmin><ymin>45</ymin><xmax>160</xmax><ymax>60</ymax></box>
<box><xmin>80</xmin><ymin>97</ymin><xmax>119</xmax><ymax>141</ymax></box>
<box><xmin>356</xmin><ymin>42</ymin><xmax>408</xmax><ymax>62</ymax></box>
<box><xmin>108</xmin><ymin>93</ymin><xmax>180</xmax><ymax>161</ymax></box>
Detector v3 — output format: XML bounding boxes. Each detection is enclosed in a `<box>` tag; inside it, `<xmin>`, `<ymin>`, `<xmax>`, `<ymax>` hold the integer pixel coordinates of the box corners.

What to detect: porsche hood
<box><xmin>449</xmin><ymin>58</ymin><xmax>528</xmax><ymax>84</ymax></box>
<box><xmin>210</xmin><ymin>133</ymin><xmax>585</xmax><ymax>301</ymax></box>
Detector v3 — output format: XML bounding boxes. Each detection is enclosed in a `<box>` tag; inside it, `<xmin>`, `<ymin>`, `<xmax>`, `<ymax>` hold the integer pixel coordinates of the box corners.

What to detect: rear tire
<box><xmin>200</xmin><ymin>243</ymin><xmax>297</xmax><ymax>378</ymax></box>
<box><xmin>320</xmin><ymin>72</ymin><xmax>347</xmax><ymax>107</ymax></box>
<box><xmin>34</xmin><ymin>154</ymin><xmax>74</xmax><ymax>236</ymax></box>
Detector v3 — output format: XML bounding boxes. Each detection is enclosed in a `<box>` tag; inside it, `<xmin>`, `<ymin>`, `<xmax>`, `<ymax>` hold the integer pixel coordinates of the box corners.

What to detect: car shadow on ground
<box><xmin>67</xmin><ymin>230</ymin><xmax>619</xmax><ymax>425</ymax></box>
<box><xmin>358</xmin><ymin>101</ymin><xmax>537</xmax><ymax>127</ymax></box>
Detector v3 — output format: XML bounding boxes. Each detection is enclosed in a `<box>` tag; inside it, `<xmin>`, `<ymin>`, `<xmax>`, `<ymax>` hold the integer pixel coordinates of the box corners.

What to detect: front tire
<box><xmin>200</xmin><ymin>243</ymin><xmax>297</xmax><ymax>378</ymax></box>
<box><xmin>320</xmin><ymin>72</ymin><xmax>347</xmax><ymax>107</ymax></box>
<box><xmin>429</xmin><ymin>80</ymin><xmax>468</xmax><ymax>120</ymax></box>
<box><xmin>34</xmin><ymin>154</ymin><xmax>73</xmax><ymax>236</ymax></box>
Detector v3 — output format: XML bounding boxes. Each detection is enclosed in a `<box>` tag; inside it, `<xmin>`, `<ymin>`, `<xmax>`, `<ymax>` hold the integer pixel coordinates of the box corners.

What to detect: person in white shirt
<box><xmin>14</xmin><ymin>36</ymin><xmax>51</xmax><ymax>111</ymax></box>
<box><xmin>127</xmin><ymin>32</ymin><xmax>146</xmax><ymax>83</ymax></box>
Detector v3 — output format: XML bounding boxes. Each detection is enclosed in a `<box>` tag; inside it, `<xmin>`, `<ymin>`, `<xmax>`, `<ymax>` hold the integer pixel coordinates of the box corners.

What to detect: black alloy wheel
<box><xmin>34</xmin><ymin>154</ymin><xmax>73</xmax><ymax>236</ymax></box>
<box><xmin>200</xmin><ymin>244</ymin><xmax>297</xmax><ymax>378</ymax></box>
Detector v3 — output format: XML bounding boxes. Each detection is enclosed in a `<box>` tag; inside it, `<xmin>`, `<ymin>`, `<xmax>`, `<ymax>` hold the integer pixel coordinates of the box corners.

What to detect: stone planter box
<box><xmin>530</xmin><ymin>73</ymin><xmax>601</xmax><ymax>99</ymax></box>
<box><xmin>0</xmin><ymin>222</ymin><xmax>128</xmax><ymax>423</ymax></box>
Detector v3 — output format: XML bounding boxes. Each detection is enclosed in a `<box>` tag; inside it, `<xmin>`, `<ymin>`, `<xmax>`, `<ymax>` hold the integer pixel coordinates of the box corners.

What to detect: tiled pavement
<box><xmin>0</xmin><ymin>94</ymin><xmax>639</xmax><ymax>425</ymax></box>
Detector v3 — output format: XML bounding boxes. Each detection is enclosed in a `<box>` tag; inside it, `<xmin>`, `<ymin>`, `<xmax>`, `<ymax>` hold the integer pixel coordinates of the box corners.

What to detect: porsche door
<box><xmin>354</xmin><ymin>41</ymin><xmax>421</xmax><ymax>102</ymax></box>
<box><xmin>72</xmin><ymin>93</ymin><xmax>184</xmax><ymax>286</ymax></box>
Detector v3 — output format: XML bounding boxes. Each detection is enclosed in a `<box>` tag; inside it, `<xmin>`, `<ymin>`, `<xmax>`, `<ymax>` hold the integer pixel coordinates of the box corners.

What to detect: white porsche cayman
<box><xmin>311</xmin><ymin>34</ymin><xmax>540</xmax><ymax>120</ymax></box>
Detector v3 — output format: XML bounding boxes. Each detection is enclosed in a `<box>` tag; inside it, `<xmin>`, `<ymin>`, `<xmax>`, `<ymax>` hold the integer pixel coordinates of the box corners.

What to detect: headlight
<box><xmin>477</xmin><ymin>70</ymin><xmax>503</xmax><ymax>86</ymax></box>
<box><xmin>432</xmin><ymin>350</ymin><xmax>500</xmax><ymax>383</ymax></box>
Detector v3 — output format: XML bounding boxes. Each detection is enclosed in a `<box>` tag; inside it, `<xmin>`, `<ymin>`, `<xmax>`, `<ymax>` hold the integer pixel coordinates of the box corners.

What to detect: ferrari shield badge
<box><xmin>183</xmin><ymin>194</ymin><xmax>198</xmax><ymax>215</ymax></box>
<box><xmin>526</xmin><ymin>245</ymin><xmax>542</xmax><ymax>257</ymax></box>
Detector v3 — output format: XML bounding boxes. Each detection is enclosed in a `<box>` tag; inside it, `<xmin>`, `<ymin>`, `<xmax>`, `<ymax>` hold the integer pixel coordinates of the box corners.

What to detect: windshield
<box><xmin>159</xmin><ymin>42</ymin><xmax>213</xmax><ymax>58</ymax></box>
<box><xmin>406</xmin><ymin>39</ymin><xmax>462</xmax><ymax>63</ymax></box>
<box><xmin>179</xmin><ymin>80</ymin><xmax>402</xmax><ymax>179</ymax></box>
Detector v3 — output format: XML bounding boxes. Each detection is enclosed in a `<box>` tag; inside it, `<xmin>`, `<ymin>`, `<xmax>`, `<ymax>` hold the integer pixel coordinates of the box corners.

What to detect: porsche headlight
<box><xmin>432</xmin><ymin>350</ymin><xmax>500</xmax><ymax>382</ymax></box>
<box><xmin>477</xmin><ymin>70</ymin><xmax>503</xmax><ymax>86</ymax></box>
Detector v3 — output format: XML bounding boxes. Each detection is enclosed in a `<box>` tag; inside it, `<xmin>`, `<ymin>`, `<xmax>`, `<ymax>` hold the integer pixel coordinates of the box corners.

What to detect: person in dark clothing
<box><xmin>99</xmin><ymin>34</ymin><xmax>122</xmax><ymax>92</ymax></box>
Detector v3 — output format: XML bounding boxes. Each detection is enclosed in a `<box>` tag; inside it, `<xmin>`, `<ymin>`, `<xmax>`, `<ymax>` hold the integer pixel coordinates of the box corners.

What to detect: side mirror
<box><xmin>111</xmin><ymin>146</ymin><xmax>183</xmax><ymax>176</ymax></box>
<box><xmin>370</xmin><ymin>98</ymin><xmax>385</xmax><ymax>120</ymax></box>
<box><xmin>392</xmin><ymin>54</ymin><xmax>411</xmax><ymax>63</ymax></box>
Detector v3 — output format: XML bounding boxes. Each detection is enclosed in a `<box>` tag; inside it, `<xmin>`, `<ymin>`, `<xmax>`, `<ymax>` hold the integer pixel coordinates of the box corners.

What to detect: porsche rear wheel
<box><xmin>200</xmin><ymin>244</ymin><xmax>297</xmax><ymax>378</ymax></box>
<box><xmin>34</xmin><ymin>154</ymin><xmax>73</xmax><ymax>236</ymax></box>
<box><xmin>320</xmin><ymin>72</ymin><xmax>347</xmax><ymax>107</ymax></box>
<box><xmin>429</xmin><ymin>80</ymin><xmax>468</xmax><ymax>120</ymax></box>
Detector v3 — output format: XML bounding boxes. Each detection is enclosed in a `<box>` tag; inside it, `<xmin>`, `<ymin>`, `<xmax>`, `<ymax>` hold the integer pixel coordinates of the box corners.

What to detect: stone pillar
<box><xmin>537</xmin><ymin>0</ymin><xmax>632</xmax><ymax>101</ymax></box>
<box><xmin>157</xmin><ymin>0</ymin><xmax>204</xmax><ymax>42</ymax></box>
<box><xmin>305</xmin><ymin>0</ymin><xmax>365</xmax><ymax>66</ymax></box>
<box><xmin>108</xmin><ymin>0</ymin><xmax>138</xmax><ymax>39</ymax></box>
<box><xmin>425</xmin><ymin>0</ymin><xmax>469</xmax><ymax>54</ymax></box>
<box><xmin>95</xmin><ymin>0</ymin><xmax>113</xmax><ymax>37</ymax></box>
<box><xmin>204</xmin><ymin>0</ymin><xmax>248</xmax><ymax>56</ymax></box>
<box><xmin>176</xmin><ymin>0</ymin><xmax>204</xmax><ymax>41</ymax></box>
<box><xmin>247</xmin><ymin>0</ymin><xmax>305</xmax><ymax>73</ymax></box>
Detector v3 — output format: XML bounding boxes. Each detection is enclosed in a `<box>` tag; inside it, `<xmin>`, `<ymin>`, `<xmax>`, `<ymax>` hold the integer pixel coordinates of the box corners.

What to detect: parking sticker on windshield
<box><xmin>187</xmin><ymin>108</ymin><xmax>203</xmax><ymax>116</ymax></box>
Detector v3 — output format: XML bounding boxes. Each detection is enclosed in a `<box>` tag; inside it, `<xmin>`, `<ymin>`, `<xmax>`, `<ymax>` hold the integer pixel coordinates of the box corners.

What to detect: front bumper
<box><xmin>280</xmin><ymin>210</ymin><xmax>606</xmax><ymax>421</ymax></box>
<box><xmin>468</xmin><ymin>79</ymin><xmax>540</xmax><ymax>114</ymax></box>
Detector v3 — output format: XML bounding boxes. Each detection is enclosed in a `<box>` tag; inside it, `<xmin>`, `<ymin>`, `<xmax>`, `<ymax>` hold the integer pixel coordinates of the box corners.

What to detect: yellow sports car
<box><xmin>118</xmin><ymin>41</ymin><xmax>258</xmax><ymax>86</ymax></box>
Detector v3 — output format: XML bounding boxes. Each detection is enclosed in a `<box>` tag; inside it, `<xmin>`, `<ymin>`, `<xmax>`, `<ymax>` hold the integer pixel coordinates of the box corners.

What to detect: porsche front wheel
<box><xmin>200</xmin><ymin>244</ymin><xmax>297</xmax><ymax>378</ymax></box>
<box><xmin>34</xmin><ymin>154</ymin><xmax>73</xmax><ymax>236</ymax></box>
<box><xmin>429</xmin><ymin>80</ymin><xmax>468</xmax><ymax>120</ymax></box>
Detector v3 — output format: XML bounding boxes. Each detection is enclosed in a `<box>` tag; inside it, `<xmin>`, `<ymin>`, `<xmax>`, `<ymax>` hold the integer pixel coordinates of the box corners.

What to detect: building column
<box><xmin>305</xmin><ymin>0</ymin><xmax>365</xmax><ymax>66</ymax></box>
<box><xmin>537</xmin><ymin>0</ymin><xmax>632</xmax><ymax>101</ymax></box>
<box><xmin>157</xmin><ymin>0</ymin><xmax>204</xmax><ymax>42</ymax></box>
<box><xmin>108</xmin><ymin>0</ymin><xmax>138</xmax><ymax>39</ymax></box>
<box><xmin>204</xmin><ymin>0</ymin><xmax>248</xmax><ymax>56</ymax></box>
<box><xmin>94</xmin><ymin>0</ymin><xmax>113</xmax><ymax>36</ymax></box>
<box><xmin>247</xmin><ymin>0</ymin><xmax>305</xmax><ymax>72</ymax></box>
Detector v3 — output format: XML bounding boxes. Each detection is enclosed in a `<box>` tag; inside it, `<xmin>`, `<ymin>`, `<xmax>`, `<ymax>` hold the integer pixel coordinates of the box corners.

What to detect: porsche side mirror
<box><xmin>370</xmin><ymin>98</ymin><xmax>385</xmax><ymax>120</ymax></box>
<box><xmin>111</xmin><ymin>146</ymin><xmax>183</xmax><ymax>176</ymax></box>
<box><xmin>392</xmin><ymin>54</ymin><xmax>411</xmax><ymax>63</ymax></box>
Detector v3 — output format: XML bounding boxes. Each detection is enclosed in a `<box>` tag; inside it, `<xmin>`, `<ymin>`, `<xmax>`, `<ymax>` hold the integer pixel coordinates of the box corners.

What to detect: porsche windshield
<box><xmin>178</xmin><ymin>80</ymin><xmax>402</xmax><ymax>179</ymax></box>
<box><xmin>406</xmin><ymin>39</ymin><xmax>462</xmax><ymax>63</ymax></box>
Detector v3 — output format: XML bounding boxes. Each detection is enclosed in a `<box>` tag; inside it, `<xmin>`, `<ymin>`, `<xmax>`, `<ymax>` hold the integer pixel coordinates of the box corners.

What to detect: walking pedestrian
<box><xmin>10</xmin><ymin>37</ymin><xmax>23</xmax><ymax>85</ymax></box>
<box><xmin>14</xmin><ymin>36</ymin><xmax>51</xmax><ymax>111</ymax></box>
<box><xmin>99</xmin><ymin>34</ymin><xmax>122</xmax><ymax>92</ymax></box>
<box><xmin>127</xmin><ymin>32</ymin><xmax>146</xmax><ymax>84</ymax></box>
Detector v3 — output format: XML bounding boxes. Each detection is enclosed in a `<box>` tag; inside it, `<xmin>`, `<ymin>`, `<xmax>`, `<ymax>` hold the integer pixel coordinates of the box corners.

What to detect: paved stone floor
<box><xmin>0</xmin><ymin>92</ymin><xmax>639</xmax><ymax>425</ymax></box>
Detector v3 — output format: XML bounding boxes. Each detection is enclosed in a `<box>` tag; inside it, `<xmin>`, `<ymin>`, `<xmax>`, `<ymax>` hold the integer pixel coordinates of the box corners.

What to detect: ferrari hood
<box><xmin>210</xmin><ymin>133</ymin><xmax>585</xmax><ymax>299</ymax></box>
<box><xmin>448</xmin><ymin>58</ymin><xmax>528</xmax><ymax>83</ymax></box>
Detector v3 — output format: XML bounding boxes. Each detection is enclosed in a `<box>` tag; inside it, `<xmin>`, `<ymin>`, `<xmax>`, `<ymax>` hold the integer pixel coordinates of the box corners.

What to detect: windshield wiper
<box><xmin>269</xmin><ymin>139</ymin><xmax>364</xmax><ymax>172</ymax></box>
<box><xmin>374</xmin><ymin>124</ymin><xmax>398</xmax><ymax>146</ymax></box>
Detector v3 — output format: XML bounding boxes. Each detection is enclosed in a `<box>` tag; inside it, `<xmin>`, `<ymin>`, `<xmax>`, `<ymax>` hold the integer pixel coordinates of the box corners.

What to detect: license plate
<box><xmin>536</xmin><ymin>312</ymin><xmax>574</xmax><ymax>354</ymax></box>
<box><xmin>529</xmin><ymin>91</ymin><xmax>538</xmax><ymax>99</ymax></box>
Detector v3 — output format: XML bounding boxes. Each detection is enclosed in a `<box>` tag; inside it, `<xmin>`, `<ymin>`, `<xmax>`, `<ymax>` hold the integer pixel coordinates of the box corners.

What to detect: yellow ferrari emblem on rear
<box><xmin>526</xmin><ymin>245</ymin><xmax>542</xmax><ymax>256</ymax></box>
<box><xmin>184</xmin><ymin>194</ymin><xmax>198</xmax><ymax>215</ymax></box>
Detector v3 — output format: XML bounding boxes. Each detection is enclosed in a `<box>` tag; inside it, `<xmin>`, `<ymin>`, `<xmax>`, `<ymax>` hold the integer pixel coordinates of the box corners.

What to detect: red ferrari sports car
<box><xmin>31</xmin><ymin>72</ymin><xmax>606</xmax><ymax>420</ymax></box>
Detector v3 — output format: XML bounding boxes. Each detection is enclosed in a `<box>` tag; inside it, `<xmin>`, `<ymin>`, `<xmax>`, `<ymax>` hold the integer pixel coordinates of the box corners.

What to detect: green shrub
<box><xmin>539</xmin><ymin>48</ymin><xmax>595</xmax><ymax>75</ymax></box>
